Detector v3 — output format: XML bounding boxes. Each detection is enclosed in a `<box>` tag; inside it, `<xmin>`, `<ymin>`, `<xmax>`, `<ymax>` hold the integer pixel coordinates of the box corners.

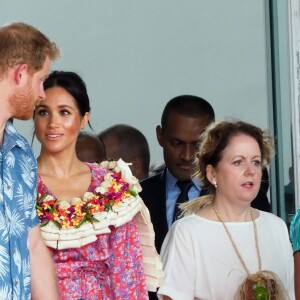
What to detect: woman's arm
<box><xmin>29</xmin><ymin>225</ymin><xmax>60</xmax><ymax>300</ymax></box>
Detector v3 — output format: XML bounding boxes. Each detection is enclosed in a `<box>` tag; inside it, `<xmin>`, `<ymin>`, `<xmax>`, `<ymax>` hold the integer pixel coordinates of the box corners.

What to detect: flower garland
<box><xmin>36</xmin><ymin>159</ymin><xmax>144</xmax><ymax>250</ymax></box>
<box><xmin>37</xmin><ymin>159</ymin><xmax>141</xmax><ymax>230</ymax></box>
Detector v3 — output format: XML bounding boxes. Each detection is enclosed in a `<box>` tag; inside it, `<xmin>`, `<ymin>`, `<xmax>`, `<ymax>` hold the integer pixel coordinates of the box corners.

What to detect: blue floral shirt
<box><xmin>0</xmin><ymin>121</ymin><xmax>39</xmax><ymax>299</ymax></box>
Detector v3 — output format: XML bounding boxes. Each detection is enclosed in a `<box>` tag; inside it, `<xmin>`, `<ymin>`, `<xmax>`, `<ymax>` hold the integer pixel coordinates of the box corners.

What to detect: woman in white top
<box><xmin>158</xmin><ymin>120</ymin><xmax>295</xmax><ymax>300</ymax></box>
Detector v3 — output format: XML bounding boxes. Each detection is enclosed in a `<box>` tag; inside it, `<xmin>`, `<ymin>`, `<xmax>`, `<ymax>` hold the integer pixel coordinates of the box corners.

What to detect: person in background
<box><xmin>76</xmin><ymin>131</ymin><xmax>106</xmax><ymax>163</ymax></box>
<box><xmin>140</xmin><ymin>95</ymin><xmax>215</xmax><ymax>300</ymax></box>
<box><xmin>140</xmin><ymin>95</ymin><xmax>216</xmax><ymax>254</ymax></box>
<box><xmin>0</xmin><ymin>22</ymin><xmax>60</xmax><ymax>299</ymax></box>
<box><xmin>285</xmin><ymin>166</ymin><xmax>296</xmax><ymax>220</ymax></box>
<box><xmin>251</xmin><ymin>167</ymin><xmax>271</xmax><ymax>212</ymax></box>
<box><xmin>98</xmin><ymin>124</ymin><xmax>150</xmax><ymax>180</ymax></box>
<box><xmin>33</xmin><ymin>70</ymin><xmax>150</xmax><ymax>299</ymax></box>
<box><xmin>158</xmin><ymin>120</ymin><xmax>294</xmax><ymax>300</ymax></box>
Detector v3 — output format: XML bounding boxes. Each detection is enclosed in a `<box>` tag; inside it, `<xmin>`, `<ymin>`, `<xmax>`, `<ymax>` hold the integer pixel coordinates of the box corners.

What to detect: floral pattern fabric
<box><xmin>0</xmin><ymin>121</ymin><xmax>39</xmax><ymax>299</ymax></box>
<box><xmin>37</xmin><ymin>162</ymin><xmax>148</xmax><ymax>300</ymax></box>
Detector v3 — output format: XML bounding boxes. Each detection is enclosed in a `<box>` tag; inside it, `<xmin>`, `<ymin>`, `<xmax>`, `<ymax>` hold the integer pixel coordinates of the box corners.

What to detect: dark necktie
<box><xmin>172</xmin><ymin>180</ymin><xmax>193</xmax><ymax>223</ymax></box>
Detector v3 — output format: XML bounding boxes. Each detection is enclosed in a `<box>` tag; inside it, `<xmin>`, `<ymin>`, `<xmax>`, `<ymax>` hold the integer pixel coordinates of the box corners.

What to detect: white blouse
<box><xmin>158</xmin><ymin>211</ymin><xmax>295</xmax><ymax>300</ymax></box>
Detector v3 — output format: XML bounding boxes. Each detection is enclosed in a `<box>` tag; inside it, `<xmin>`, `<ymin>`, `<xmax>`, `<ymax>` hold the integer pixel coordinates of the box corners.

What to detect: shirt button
<box><xmin>12</xmin><ymin>249</ymin><xmax>16</xmax><ymax>254</ymax></box>
<box><xmin>6</xmin><ymin>185</ymin><xmax>10</xmax><ymax>190</ymax></box>
<box><xmin>14</xmin><ymin>280</ymin><xmax>18</xmax><ymax>286</ymax></box>
<box><xmin>7</xmin><ymin>218</ymin><xmax>11</xmax><ymax>222</ymax></box>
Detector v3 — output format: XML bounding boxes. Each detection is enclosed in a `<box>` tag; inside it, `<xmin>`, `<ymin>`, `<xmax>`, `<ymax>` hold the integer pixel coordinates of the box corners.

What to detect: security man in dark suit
<box><xmin>140</xmin><ymin>95</ymin><xmax>215</xmax><ymax>254</ymax></box>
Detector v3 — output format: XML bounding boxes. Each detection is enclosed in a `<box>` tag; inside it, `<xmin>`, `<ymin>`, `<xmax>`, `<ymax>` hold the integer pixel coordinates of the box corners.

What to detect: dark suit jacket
<box><xmin>140</xmin><ymin>170</ymin><xmax>201</xmax><ymax>254</ymax></box>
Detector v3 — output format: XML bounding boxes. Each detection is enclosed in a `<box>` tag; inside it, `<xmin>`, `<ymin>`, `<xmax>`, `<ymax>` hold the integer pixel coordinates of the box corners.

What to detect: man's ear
<box><xmin>14</xmin><ymin>64</ymin><xmax>29</xmax><ymax>85</ymax></box>
<box><xmin>156</xmin><ymin>125</ymin><xmax>164</xmax><ymax>147</ymax></box>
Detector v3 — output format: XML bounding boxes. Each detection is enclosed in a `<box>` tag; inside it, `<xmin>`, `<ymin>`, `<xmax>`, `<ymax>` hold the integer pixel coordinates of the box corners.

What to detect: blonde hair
<box><xmin>0</xmin><ymin>22</ymin><xmax>60</xmax><ymax>78</ymax></box>
<box><xmin>180</xmin><ymin>195</ymin><xmax>214</xmax><ymax>216</ymax></box>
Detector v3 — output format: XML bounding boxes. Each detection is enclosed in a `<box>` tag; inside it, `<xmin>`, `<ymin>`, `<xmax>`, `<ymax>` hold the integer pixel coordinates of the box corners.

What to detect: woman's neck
<box><xmin>212</xmin><ymin>198</ymin><xmax>253</xmax><ymax>222</ymax></box>
<box><xmin>37</xmin><ymin>151</ymin><xmax>92</xmax><ymax>201</ymax></box>
<box><xmin>37</xmin><ymin>150</ymin><xmax>84</xmax><ymax>179</ymax></box>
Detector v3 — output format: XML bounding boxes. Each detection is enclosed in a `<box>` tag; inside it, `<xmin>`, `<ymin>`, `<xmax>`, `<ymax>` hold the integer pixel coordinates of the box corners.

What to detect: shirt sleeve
<box><xmin>158</xmin><ymin>220</ymin><xmax>196</xmax><ymax>300</ymax></box>
<box><xmin>290</xmin><ymin>208</ymin><xmax>300</xmax><ymax>252</ymax></box>
<box><xmin>108</xmin><ymin>219</ymin><xmax>148</xmax><ymax>300</ymax></box>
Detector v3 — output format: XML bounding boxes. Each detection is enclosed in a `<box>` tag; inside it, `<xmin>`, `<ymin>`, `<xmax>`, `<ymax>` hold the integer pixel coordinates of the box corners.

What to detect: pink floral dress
<box><xmin>37</xmin><ymin>163</ymin><xmax>148</xmax><ymax>300</ymax></box>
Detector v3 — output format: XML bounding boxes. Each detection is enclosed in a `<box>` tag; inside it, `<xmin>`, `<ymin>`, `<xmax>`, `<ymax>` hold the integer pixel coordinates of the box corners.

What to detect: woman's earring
<box><xmin>213</xmin><ymin>181</ymin><xmax>217</xmax><ymax>188</ymax></box>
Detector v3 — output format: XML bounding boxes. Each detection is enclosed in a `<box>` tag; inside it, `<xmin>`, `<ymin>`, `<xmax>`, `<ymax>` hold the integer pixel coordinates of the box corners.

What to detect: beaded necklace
<box><xmin>211</xmin><ymin>203</ymin><xmax>269</xmax><ymax>300</ymax></box>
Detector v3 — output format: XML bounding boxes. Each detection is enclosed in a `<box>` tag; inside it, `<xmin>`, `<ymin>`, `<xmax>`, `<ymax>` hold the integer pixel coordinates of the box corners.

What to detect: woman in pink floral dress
<box><xmin>33</xmin><ymin>71</ymin><xmax>157</xmax><ymax>300</ymax></box>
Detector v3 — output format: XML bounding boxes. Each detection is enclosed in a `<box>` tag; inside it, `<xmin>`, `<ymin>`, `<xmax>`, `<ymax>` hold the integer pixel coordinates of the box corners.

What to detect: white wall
<box><xmin>1</xmin><ymin>0</ymin><xmax>270</xmax><ymax>166</ymax></box>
